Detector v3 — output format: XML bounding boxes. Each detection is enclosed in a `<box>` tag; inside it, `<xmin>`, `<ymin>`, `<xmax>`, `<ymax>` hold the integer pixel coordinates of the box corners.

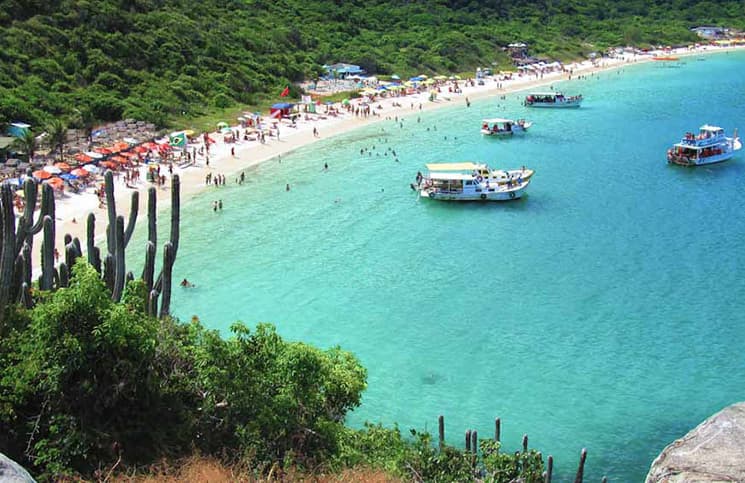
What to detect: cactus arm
<box><xmin>158</xmin><ymin>242</ymin><xmax>174</xmax><ymax>318</ymax></box>
<box><xmin>147</xmin><ymin>187</ymin><xmax>157</xmax><ymax>247</ymax></box>
<box><xmin>104</xmin><ymin>170</ymin><xmax>117</xmax><ymax>253</ymax></box>
<box><xmin>0</xmin><ymin>184</ymin><xmax>18</xmax><ymax>317</ymax></box>
<box><xmin>123</xmin><ymin>191</ymin><xmax>139</xmax><ymax>247</ymax></box>
<box><xmin>142</xmin><ymin>241</ymin><xmax>155</xmax><ymax>292</ymax></box>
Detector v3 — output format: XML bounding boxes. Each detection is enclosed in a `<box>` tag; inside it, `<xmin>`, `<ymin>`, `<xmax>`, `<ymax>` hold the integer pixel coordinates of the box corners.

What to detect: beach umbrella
<box><xmin>391</xmin><ymin>74</ymin><xmax>400</xmax><ymax>80</ymax></box>
<box><xmin>60</xmin><ymin>173</ymin><xmax>77</xmax><ymax>181</ymax></box>
<box><xmin>75</xmin><ymin>153</ymin><xmax>93</xmax><ymax>163</ymax></box>
<box><xmin>71</xmin><ymin>167</ymin><xmax>89</xmax><ymax>177</ymax></box>
<box><xmin>342</xmin><ymin>99</ymin><xmax>350</xmax><ymax>105</ymax></box>
<box><xmin>54</xmin><ymin>162</ymin><xmax>71</xmax><ymax>172</ymax></box>
<box><xmin>85</xmin><ymin>151</ymin><xmax>104</xmax><ymax>159</ymax></box>
<box><xmin>94</xmin><ymin>147</ymin><xmax>113</xmax><ymax>155</ymax></box>
<box><xmin>99</xmin><ymin>161</ymin><xmax>117</xmax><ymax>170</ymax></box>
<box><xmin>4</xmin><ymin>158</ymin><xmax>20</xmax><ymax>167</ymax></box>
<box><xmin>45</xmin><ymin>177</ymin><xmax>65</xmax><ymax>190</ymax></box>
<box><xmin>43</xmin><ymin>165</ymin><xmax>62</xmax><ymax>174</ymax></box>
<box><xmin>32</xmin><ymin>170</ymin><xmax>52</xmax><ymax>180</ymax></box>
<box><xmin>434</xmin><ymin>75</ymin><xmax>447</xmax><ymax>80</ymax></box>
<box><xmin>217</xmin><ymin>121</ymin><xmax>229</xmax><ymax>129</ymax></box>
<box><xmin>82</xmin><ymin>164</ymin><xmax>100</xmax><ymax>173</ymax></box>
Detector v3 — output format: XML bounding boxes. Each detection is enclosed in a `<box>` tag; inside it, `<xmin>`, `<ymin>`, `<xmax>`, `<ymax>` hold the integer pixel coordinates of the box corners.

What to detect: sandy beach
<box><xmin>38</xmin><ymin>44</ymin><xmax>743</xmax><ymax>271</ymax></box>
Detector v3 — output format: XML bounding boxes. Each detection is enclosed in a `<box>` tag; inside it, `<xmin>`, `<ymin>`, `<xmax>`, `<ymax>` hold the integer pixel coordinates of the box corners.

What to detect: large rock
<box><xmin>0</xmin><ymin>453</ymin><xmax>36</xmax><ymax>482</ymax></box>
<box><xmin>646</xmin><ymin>402</ymin><xmax>745</xmax><ymax>482</ymax></box>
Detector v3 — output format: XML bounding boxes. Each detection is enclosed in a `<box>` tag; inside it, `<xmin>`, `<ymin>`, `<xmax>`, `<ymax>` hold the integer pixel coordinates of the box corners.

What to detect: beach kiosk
<box><xmin>269</xmin><ymin>103</ymin><xmax>294</xmax><ymax>119</ymax></box>
<box><xmin>6</xmin><ymin>122</ymin><xmax>31</xmax><ymax>138</ymax></box>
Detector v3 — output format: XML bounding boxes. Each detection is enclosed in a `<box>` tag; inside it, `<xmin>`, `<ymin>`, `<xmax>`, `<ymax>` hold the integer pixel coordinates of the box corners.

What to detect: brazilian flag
<box><xmin>169</xmin><ymin>131</ymin><xmax>187</xmax><ymax>148</ymax></box>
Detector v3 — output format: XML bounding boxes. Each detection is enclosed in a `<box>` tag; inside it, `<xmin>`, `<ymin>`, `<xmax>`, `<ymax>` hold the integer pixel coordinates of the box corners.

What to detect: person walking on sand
<box><xmin>313</xmin><ymin>127</ymin><xmax>319</xmax><ymax>137</ymax></box>
<box><xmin>231</xmin><ymin>146</ymin><xmax>235</xmax><ymax>157</ymax></box>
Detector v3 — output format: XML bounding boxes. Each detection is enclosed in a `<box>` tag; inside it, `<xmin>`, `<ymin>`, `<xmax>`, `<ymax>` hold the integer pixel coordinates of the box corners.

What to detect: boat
<box><xmin>524</xmin><ymin>92</ymin><xmax>582</xmax><ymax>108</ymax></box>
<box><xmin>413</xmin><ymin>162</ymin><xmax>534</xmax><ymax>201</ymax></box>
<box><xmin>481</xmin><ymin>118</ymin><xmax>532</xmax><ymax>137</ymax></box>
<box><xmin>667</xmin><ymin>125</ymin><xmax>742</xmax><ymax>166</ymax></box>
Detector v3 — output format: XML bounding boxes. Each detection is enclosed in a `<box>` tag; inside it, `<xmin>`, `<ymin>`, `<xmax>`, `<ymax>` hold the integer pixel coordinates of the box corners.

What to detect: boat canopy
<box><xmin>482</xmin><ymin>118</ymin><xmax>514</xmax><ymax>124</ymax></box>
<box><xmin>699</xmin><ymin>125</ymin><xmax>724</xmax><ymax>133</ymax></box>
<box><xmin>426</xmin><ymin>162</ymin><xmax>486</xmax><ymax>171</ymax></box>
<box><xmin>529</xmin><ymin>92</ymin><xmax>561</xmax><ymax>96</ymax></box>
<box><xmin>429</xmin><ymin>172</ymin><xmax>475</xmax><ymax>180</ymax></box>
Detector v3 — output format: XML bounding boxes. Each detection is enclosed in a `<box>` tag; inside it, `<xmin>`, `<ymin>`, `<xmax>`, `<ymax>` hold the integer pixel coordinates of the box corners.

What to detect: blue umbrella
<box><xmin>60</xmin><ymin>173</ymin><xmax>77</xmax><ymax>180</ymax></box>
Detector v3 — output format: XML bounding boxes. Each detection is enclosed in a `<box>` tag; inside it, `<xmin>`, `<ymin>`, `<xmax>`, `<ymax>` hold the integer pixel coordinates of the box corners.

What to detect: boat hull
<box><xmin>667</xmin><ymin>152</ymin><xmax>735</xmax><ymax>166</ymax></box>
<box><xmin>526</xmin><ymin>101</ymin><xmax>581</xmax><ymax>108</ymax></box>
<box><xmin>420</xmin><ymin>181</ymin><xmax>529</xmax><ymax>201</ymax></box>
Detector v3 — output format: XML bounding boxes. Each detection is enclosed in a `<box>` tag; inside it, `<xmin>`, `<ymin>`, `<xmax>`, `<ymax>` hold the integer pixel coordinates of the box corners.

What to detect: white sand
<box><xmin>34</xmin><ymin>44</ymin><xmax>743</xmax><ymax>272</ymax></box>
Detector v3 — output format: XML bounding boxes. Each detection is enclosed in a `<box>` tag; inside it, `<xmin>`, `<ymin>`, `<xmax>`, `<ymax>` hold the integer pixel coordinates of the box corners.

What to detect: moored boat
<box><xmin>524</xmin><ymin>92</ymin><xmax>582</xmax><ymax>108</ymax></box>
<box><xmin>481</xmin><ymin>118</ymin><xmax>532</xmax><ymax>137</ymax></box>
<box><xmin>667</xmin><ymin>125</ymin><xmax>742</xmax><ymax>166</ymax></box>
<box><xmin>413</xmin><ymin>162</ymin><xmax>534</xmax><ymax>201</ymax></box>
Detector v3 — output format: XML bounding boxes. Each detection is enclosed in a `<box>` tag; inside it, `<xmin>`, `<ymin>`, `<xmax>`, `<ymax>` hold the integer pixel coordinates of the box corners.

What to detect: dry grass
<box><xmin>109</xmin><ymin>456</ymin><xmax>401</xmax><ymax>483</ymax></box>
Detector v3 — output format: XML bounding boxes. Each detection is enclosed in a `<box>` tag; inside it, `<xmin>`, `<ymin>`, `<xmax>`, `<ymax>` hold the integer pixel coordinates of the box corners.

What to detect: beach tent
<box><xmin>269</xmin><ymin>102</ymin><xmax>294</xmax><ymax>118</ymax></box>
<box><xmin>216</xmin><ymin>122</ymin><xmax>229</xmax><ymax>130</ymax></box>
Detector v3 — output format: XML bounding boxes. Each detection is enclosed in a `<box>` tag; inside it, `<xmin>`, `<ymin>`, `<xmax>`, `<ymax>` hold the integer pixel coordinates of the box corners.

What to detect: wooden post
<box><xmin>574</xmin><ymin>448</ymin><xmax>587</xmax><ymax>483</ymax></box>
<box><xmin>495</xmin><ymin>417</ymin><xmax>501</xmax><ymax>442</ymax></box>
<box><xmin>522</xmin><ymin>434</ymin><xmax>528</xmax><ymax>452</ymax></box>
<box><xmin>545</xmin><ymin>455</ymin><xmax>553</xmax><ymax>483</ymax></box>
<box><xmin>438</xmin><ymin>415</ymin><xmax>445</xmax><ymax>449</ymax></box>
<box><xmin>465</xmin><ymin>429</ymin><xmax>472</xmax><ymax>453</ymax></box>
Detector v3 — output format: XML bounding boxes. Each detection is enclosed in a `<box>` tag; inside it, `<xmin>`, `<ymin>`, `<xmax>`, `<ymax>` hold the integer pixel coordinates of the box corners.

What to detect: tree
<box><xmin>11</xmin><ymin>129</ymin><xmax>36</xmax><ymax>161</ymax></box>
<box><xmin>45</xmin><ymin>118</ymin><xmax>67</xmax><ymax>161</ymax></box>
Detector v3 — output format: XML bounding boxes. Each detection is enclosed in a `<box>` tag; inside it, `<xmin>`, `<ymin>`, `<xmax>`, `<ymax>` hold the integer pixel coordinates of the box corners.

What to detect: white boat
<box><xmin>524</xmin><ymin>92</ymin><xmax>582</xmax><ymax>108</ymax></box>
<box><xmin>481</xmin><ymin>118</ymin><xmax>532</xmax><ymax>136</ymax></box>
<box><xmin>414</xmin><ymin>162</ymin><xmax>534</xmax><ymax>201</ymax></box>
<box><xmin>666</xmin><ymin>125</ymin><xmax>742</xmax><ymax>166</ymax></box>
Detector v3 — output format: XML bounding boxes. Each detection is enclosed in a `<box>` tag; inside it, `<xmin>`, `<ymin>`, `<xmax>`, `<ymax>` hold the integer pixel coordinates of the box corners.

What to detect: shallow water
<box><xmin>144</xmin><ymin>52</ymin><xmax>745</xmax><ymax>481</ymax></box>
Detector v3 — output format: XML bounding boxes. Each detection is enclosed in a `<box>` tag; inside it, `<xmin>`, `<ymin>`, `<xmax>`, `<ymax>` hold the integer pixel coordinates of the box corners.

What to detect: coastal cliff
<box><xmin>646</xmin><ymin>402</ymin><xmax>745</xmax><ymax>482</ymax></box>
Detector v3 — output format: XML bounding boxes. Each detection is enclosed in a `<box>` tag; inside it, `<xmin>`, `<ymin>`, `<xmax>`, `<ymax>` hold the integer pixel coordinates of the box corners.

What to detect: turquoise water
<box><xmin>159</xmin><ymin>52</ymin><xmax>745</xmax><ymax>481</ymax></box>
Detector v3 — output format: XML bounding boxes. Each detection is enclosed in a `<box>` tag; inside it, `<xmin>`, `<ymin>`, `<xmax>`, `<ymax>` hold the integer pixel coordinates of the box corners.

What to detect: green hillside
<box><xmin>0</xmin><ymin>0</ymin><xmax>742</xmax><ymax>128</ymax></box>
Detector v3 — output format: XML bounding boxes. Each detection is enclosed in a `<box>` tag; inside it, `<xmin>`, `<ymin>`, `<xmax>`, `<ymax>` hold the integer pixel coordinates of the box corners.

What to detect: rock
<box><xmin>0</xmin><ymin>453</ymin><xmax>36</xmax><ymax>482</ymax></box>
<box><xmin>646</xmin><ymin>402</ymin><xmax>745</xmax><ymax>482</ymax></box>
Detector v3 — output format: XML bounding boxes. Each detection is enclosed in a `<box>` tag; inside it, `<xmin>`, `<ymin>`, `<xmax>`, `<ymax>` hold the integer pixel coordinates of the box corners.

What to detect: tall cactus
<box><xmin>102</xmin><ymin>170</ymin><xmax>139</xmax><ymax>302</ymax></box>
<box><xmin>112</xmin><ymin>216</ymin><xmax>126</xmax><ymax>302</ymax></box>
<box><xmin>0</xmin><ymin>184</ymin><xmax>17</xmax><ymax>319</ymax></box>
<box><xmin>39</xmin><ymin>215</ymin><xmax>55</xmax><ymax>291</ymax></box>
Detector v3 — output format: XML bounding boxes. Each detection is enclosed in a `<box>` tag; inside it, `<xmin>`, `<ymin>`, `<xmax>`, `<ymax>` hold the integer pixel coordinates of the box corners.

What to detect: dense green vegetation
<box><xmin>0</xmin><ymin>260</ymin><xmax>556</xmax><ymax>481</ymax></box>
<box><xmin>0</xmin><ymin>0</ymin><xmax>743</xmax><ymax>129</ymax></box>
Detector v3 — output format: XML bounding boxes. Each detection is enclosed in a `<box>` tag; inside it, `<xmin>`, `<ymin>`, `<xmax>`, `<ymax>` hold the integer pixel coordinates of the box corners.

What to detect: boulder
<box><xmin>646</xmin><ymin>402</ymin><xmax>745</xmax><ymax>482</ymax></box>
<box><xmin>0</xmin><ymin>453</ymin><xmax>36</xmax><ymax>482</ymax></box>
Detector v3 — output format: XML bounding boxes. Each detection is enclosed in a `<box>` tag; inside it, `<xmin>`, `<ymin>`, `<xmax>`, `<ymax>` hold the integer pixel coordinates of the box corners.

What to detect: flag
<box><xmin>280</xmin><ymin>86</ymin><xmax>290</xmax><ymax>97</ymax></box>
<box><xmin>169</xmin><ymin>131</ymin><xmax>187</xmax><ymax>148</ymax></box>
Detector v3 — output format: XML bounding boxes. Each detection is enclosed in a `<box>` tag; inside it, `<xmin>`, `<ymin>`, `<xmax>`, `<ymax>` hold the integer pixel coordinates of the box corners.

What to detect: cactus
<box><xmin>18</xmin><ymin>282</ymin><xmax>32</xmax><ymax>309</ymax></box>
<box><xmin>112</xmin><ymin>216</ymin><xmax>126</xmax><ymax>301</ymax></box>
<box><xmin>158</xmin><ymin>242</ymin><xmax>174</xmax><ymax>318</ymax></box>
<box><xmin>87</xmin><ymin>213</ymin><xmax>101</xmax><ymax>272</ymax></box>
<box><xmin>103</xmin><ymin>253</ymin><xmax>114</xmax><ymax>292</ymax></box>
<box><xmin>59</xmin><ymin>262</ymin><xmax>69</xmax><ymax>288</ymax></box>
<box><xmin>40</xmin><ymin>216</ymin><xmax>55</xmax><ymax>291</ymax></box>
<box><xmin>0</xmin><ymin>184</ymin><xmax>17</xmax><ymax>314</ymax></box>
<box><xmin>545</xmin><ymin>455</ymin><xmax>553</xmax><ymax>483</ymax></box>
<box><xmin>142</xmin><ymin>241</ymin><xmax>155</xmax><ymax>291</ymax></box>
<box><xmin>147</xmin><ymin>289</ymin><xmax>159</xmax><ymax>317</ymax></box>
<box><xmin>147</xmin><ymin>187</ymin><xmax>157</xmax><ymax>247</ymax></box>
<box><xmin>103</xmin><ymin>170</ymin><xmax>139</xmax><ymax>302</ymax></box>
<box><xmin>574</xmin><ymin>448</ymin><xmax>587</xmax><ymax>483</ymax></box>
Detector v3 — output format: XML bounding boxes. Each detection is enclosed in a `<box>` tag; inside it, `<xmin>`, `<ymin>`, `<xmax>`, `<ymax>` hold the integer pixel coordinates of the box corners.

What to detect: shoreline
<box><xmin>41</xmin><ymin>44</ymin><xmax>744</xmax><ymax>271</ymax></box>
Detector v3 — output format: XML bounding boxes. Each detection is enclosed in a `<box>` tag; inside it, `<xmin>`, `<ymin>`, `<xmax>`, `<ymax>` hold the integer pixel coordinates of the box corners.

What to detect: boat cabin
<box><xmin>681</xmin><ymin>125</ymin><xmax>726</xmax><ymax>146</ymax></box>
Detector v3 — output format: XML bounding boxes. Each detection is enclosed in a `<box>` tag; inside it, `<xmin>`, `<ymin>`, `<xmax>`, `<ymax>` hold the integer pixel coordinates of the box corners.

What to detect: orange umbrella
<box><xmin>54</xmin><ymin>162</ymin><xmax>71</xmax><ymax>172</ymax></box>
<box><xmin>75</xmin><ymin>153</ymin><xmax>93</xmax><ymax>163</ymax></box>
<box><xmin>112</xmin><ymin>141</ymin><xmax>130</xmax><ymax>152</ymax></box>
<box><xmin>99</xmin><ymin>161</ymin><xmax>117</xmax><ymax>170</ymax></box>
<box><xmin>71</xmin><ymin>168</ymin><xmax>89</xmax><ymax>177</ymax></box>
<box><xmin>111</xmin><ymin>155</ymin><xmax>128</xmax><ymax>164</ymax></box>
<box><xmin>45</xmin><ymin>177</ymin><xmax>64</xmax><ymax>190</ymax></box>
<box><xmin>120</xmin><ymin>151</ymin><xmax>139</xmax><ymax>158</ymax></box>
<box><xmin>94</xmin><ymin>147</ymin><xmax>113</xmax><ymax>155</ymax></box>
<box><xmin>133</xmin><ymin>145</ymin><xmax>149</xmax><ymax>153</ymax></box>
<box><xmin>32</xmin><ymin>170</ymin><xmax>52</xmax><ymax>180</ymax></box>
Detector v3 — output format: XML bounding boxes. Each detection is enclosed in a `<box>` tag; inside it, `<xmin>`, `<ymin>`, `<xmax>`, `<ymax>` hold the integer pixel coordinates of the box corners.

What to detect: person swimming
<box><xmin>180</xmin><ymin>278</ymin><xmax>194</xmax><ymax>288</ymax></box>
